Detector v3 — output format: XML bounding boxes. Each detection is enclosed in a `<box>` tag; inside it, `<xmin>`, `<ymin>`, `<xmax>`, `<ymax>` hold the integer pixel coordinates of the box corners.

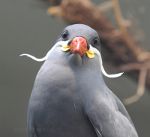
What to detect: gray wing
<box><xmin>112</xmin><ymin>92</ymin><xmax>134</xmax><ymax>126</ymax></box>
<box><xmin>85</xmin><ymin>96</ymin><xmax>138</xmax><ymax>137</ymax></box>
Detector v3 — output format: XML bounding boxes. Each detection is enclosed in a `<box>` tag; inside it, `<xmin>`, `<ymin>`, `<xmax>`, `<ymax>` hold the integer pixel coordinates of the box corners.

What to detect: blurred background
<box><xmin>0</xmin><ymin>0</ymin><xmax>149</xmax><ymax>137</ymax></box>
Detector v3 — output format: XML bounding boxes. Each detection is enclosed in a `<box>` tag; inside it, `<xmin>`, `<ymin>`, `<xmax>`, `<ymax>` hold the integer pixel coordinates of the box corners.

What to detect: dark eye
<box><xmin>92</xmin><ymin>38</ymin><xmax>99</xmax><ymax>46</ymax></box>
<box><xmin>61</xmin><ymin>30</ymin><xmax>69</xmax><ymax>40</ymax></box>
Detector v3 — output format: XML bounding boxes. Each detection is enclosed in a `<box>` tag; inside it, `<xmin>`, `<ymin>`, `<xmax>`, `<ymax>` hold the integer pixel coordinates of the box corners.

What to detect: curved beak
<box><xmin>61</xmin><ymin>37</ymin><xmax>95</xmax><ymax>58</ymax></box>
<box><xmin>69</xmin><ymin>37</ymin><xmax>88</xmax><ymax>57</ymax></box>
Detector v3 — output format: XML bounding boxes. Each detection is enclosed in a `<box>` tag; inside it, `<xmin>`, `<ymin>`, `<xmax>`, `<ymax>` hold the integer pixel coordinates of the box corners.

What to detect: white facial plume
<box><xmin>20</xmin><ymin>41</ymin><xmax>69</xmax><ymax>62</ymax></box>
<box><xmin>90</xmin><ymin>46</ymin><xmax>124</xmax><ymax>78</ymax></box>
<box><xmin>20</xmin><ymin>41</ymin><xmax>124</xmax><ymax>78</ymax></box>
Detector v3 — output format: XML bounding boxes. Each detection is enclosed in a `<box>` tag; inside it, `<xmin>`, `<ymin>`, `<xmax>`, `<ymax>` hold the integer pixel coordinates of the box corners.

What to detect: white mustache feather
<box><xmin>20</xmin><ymin>41</ymin><xmax>123</xmax><ymax>78</ymax></box>
<box><xmin>19</xmin><ymin>54</ymin><xmax>47</xmax><ymax>62</ymax></box>
<box><xmin>90</xmin><ymin>46</ymin><xmax>124</xmax><ymax>78</ymax></box>
<box><xmin>19</xmin><ymin>41</ymin><xmax>69</xmax><ymax>62</ymax></box>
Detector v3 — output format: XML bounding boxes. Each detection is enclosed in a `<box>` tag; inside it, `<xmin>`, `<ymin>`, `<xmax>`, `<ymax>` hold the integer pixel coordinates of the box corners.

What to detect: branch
<box><xmin>43</xmin><ymin>0</ymin><xmax>150</xmax><ymax>104</ymax></box>
<box><xmin>124</xmin><ymin>69</ymin><xmax>147</xmax><ymax>105</ymax></box>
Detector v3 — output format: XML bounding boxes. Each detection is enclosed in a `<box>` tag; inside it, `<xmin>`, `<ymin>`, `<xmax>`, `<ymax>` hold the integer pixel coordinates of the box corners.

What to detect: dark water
<box><xmin>0</xmin><ymin>0</ymin><xmax>149</xmax><ymax>137</ymax></box>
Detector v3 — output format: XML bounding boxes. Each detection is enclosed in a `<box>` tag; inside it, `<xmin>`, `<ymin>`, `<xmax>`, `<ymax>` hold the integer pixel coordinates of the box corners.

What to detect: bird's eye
<box><xmin>92</xmin><ymin>38</ymin><xmax>99</xmax><ymax>46</ymax></box>
<box><xmin>61</xmin><ymin>30</ymin><xmax>69</xmax><ymax>40</ymax></box>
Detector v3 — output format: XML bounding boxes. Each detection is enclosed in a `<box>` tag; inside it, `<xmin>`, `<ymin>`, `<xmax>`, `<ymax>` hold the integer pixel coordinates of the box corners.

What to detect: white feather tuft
<box><xmin>19</xmin><ymin>41</ymin><xmax>69</xmax><ymax>62</ymax></box>
<box><xmin>90</xmin><ymin>46</ymin><xmax>124</xmax><ymax>78</ymax></box>
<box><xmin>19</xmin><ymin>54</ymin><xmax>47</xmax><ymax>62</ymax></box>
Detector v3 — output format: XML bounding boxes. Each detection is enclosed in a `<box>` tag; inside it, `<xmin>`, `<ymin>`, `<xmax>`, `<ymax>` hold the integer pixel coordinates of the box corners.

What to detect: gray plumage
<box><xmin>27</xmin><ymin>24</ymin><xmax>138</xmax><ymax>137</ymax></box>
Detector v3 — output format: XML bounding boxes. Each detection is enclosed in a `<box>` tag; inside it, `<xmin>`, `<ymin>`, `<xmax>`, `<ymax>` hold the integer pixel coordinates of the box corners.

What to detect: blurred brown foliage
<box><xmin>44</xmin><ymin>0</ymin><xmax>150</xmax><ymax>104</ymax></box>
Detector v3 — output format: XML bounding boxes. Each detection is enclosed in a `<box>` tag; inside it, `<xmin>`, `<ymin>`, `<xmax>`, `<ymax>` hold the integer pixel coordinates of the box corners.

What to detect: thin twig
<box><xmin>124</xmin><ymin>69</ymin><xmax>147</xmax><ymax>105</ymax></box>
<box><xmin>118</xmin><ymin>62</ymin><xmax>150</xmax><ymax>72</ymax></box>
<box><xmin>98</xmin><ymin>1</ymin><xmax>113</xmax><ymax>13</ymax></box>
<box><xmin>112</xmin><ymin>0</ymin><xmax>127</xmax><ymax>34</ymax></box>
<box><xmin>47</xmin><ymin>6</ymin><xmax>62</xmax><ymax>17</ymax></box>
<box><xmin>111</xmin><ymin>0</ymin><xmax>149</xmax><ymax>61</ymax></box>
<box><xmin>44</xmin><ymin>0</ymin><xmax>150</xmax><ymax>94</ymax></box>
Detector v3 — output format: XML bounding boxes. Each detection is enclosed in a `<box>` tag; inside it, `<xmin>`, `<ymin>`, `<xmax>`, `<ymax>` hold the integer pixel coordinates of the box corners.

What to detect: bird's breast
<box><xmin>28</xmin><ymin>61</ymin><xmax>97</xmax><ymax>137</ymax></box>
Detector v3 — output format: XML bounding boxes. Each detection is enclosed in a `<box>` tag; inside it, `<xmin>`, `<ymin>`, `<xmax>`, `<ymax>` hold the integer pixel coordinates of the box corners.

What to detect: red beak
<box><xmin>69</xmin><ymin>37</ymin><xmax>88</xmax><ymax>56</ymax></box>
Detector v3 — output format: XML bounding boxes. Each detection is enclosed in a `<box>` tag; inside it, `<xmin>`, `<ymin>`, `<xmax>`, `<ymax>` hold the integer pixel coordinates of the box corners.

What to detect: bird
<box><xmin>21</xmin><ymin>24</ymin><xmax>138</xmax><ymax>137</ymax></box>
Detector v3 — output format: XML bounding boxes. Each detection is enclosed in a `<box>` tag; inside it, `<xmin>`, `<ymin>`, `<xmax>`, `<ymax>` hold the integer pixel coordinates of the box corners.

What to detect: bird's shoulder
<box><xmin>83</xmin><ymin>88</ymin><xmax>138</xmax><ymax>137</ymax></box>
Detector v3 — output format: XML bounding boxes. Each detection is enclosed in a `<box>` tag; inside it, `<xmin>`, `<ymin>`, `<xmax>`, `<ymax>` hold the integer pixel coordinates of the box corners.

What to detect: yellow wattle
<box><xmin>61</xmin><ymin>45</ymin><xmax>70</xmax><ymax>51</ymax></box>
<box><xmin>86</xmin><ymin>50</ymin><xmax>95</xmax><ymax>58</ymax></box>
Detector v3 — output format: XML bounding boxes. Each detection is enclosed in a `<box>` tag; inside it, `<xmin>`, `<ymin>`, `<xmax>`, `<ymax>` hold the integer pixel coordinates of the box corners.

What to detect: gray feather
<box><xmin>26</xmin><ymin>24</ymin><xmax>138</xmax><ymax>137</ymax></box>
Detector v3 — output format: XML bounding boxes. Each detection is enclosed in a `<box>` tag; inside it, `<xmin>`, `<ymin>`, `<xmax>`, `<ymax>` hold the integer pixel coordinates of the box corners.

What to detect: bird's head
<box><xmin>20</xmin><ymin>24</ymin><xmax>123</xmax><ymax>78</ymax></box>
<box><xmin>59</xmin><ymin>24</ymin><xmax>100</xmax><ymax>59</ymax></box>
